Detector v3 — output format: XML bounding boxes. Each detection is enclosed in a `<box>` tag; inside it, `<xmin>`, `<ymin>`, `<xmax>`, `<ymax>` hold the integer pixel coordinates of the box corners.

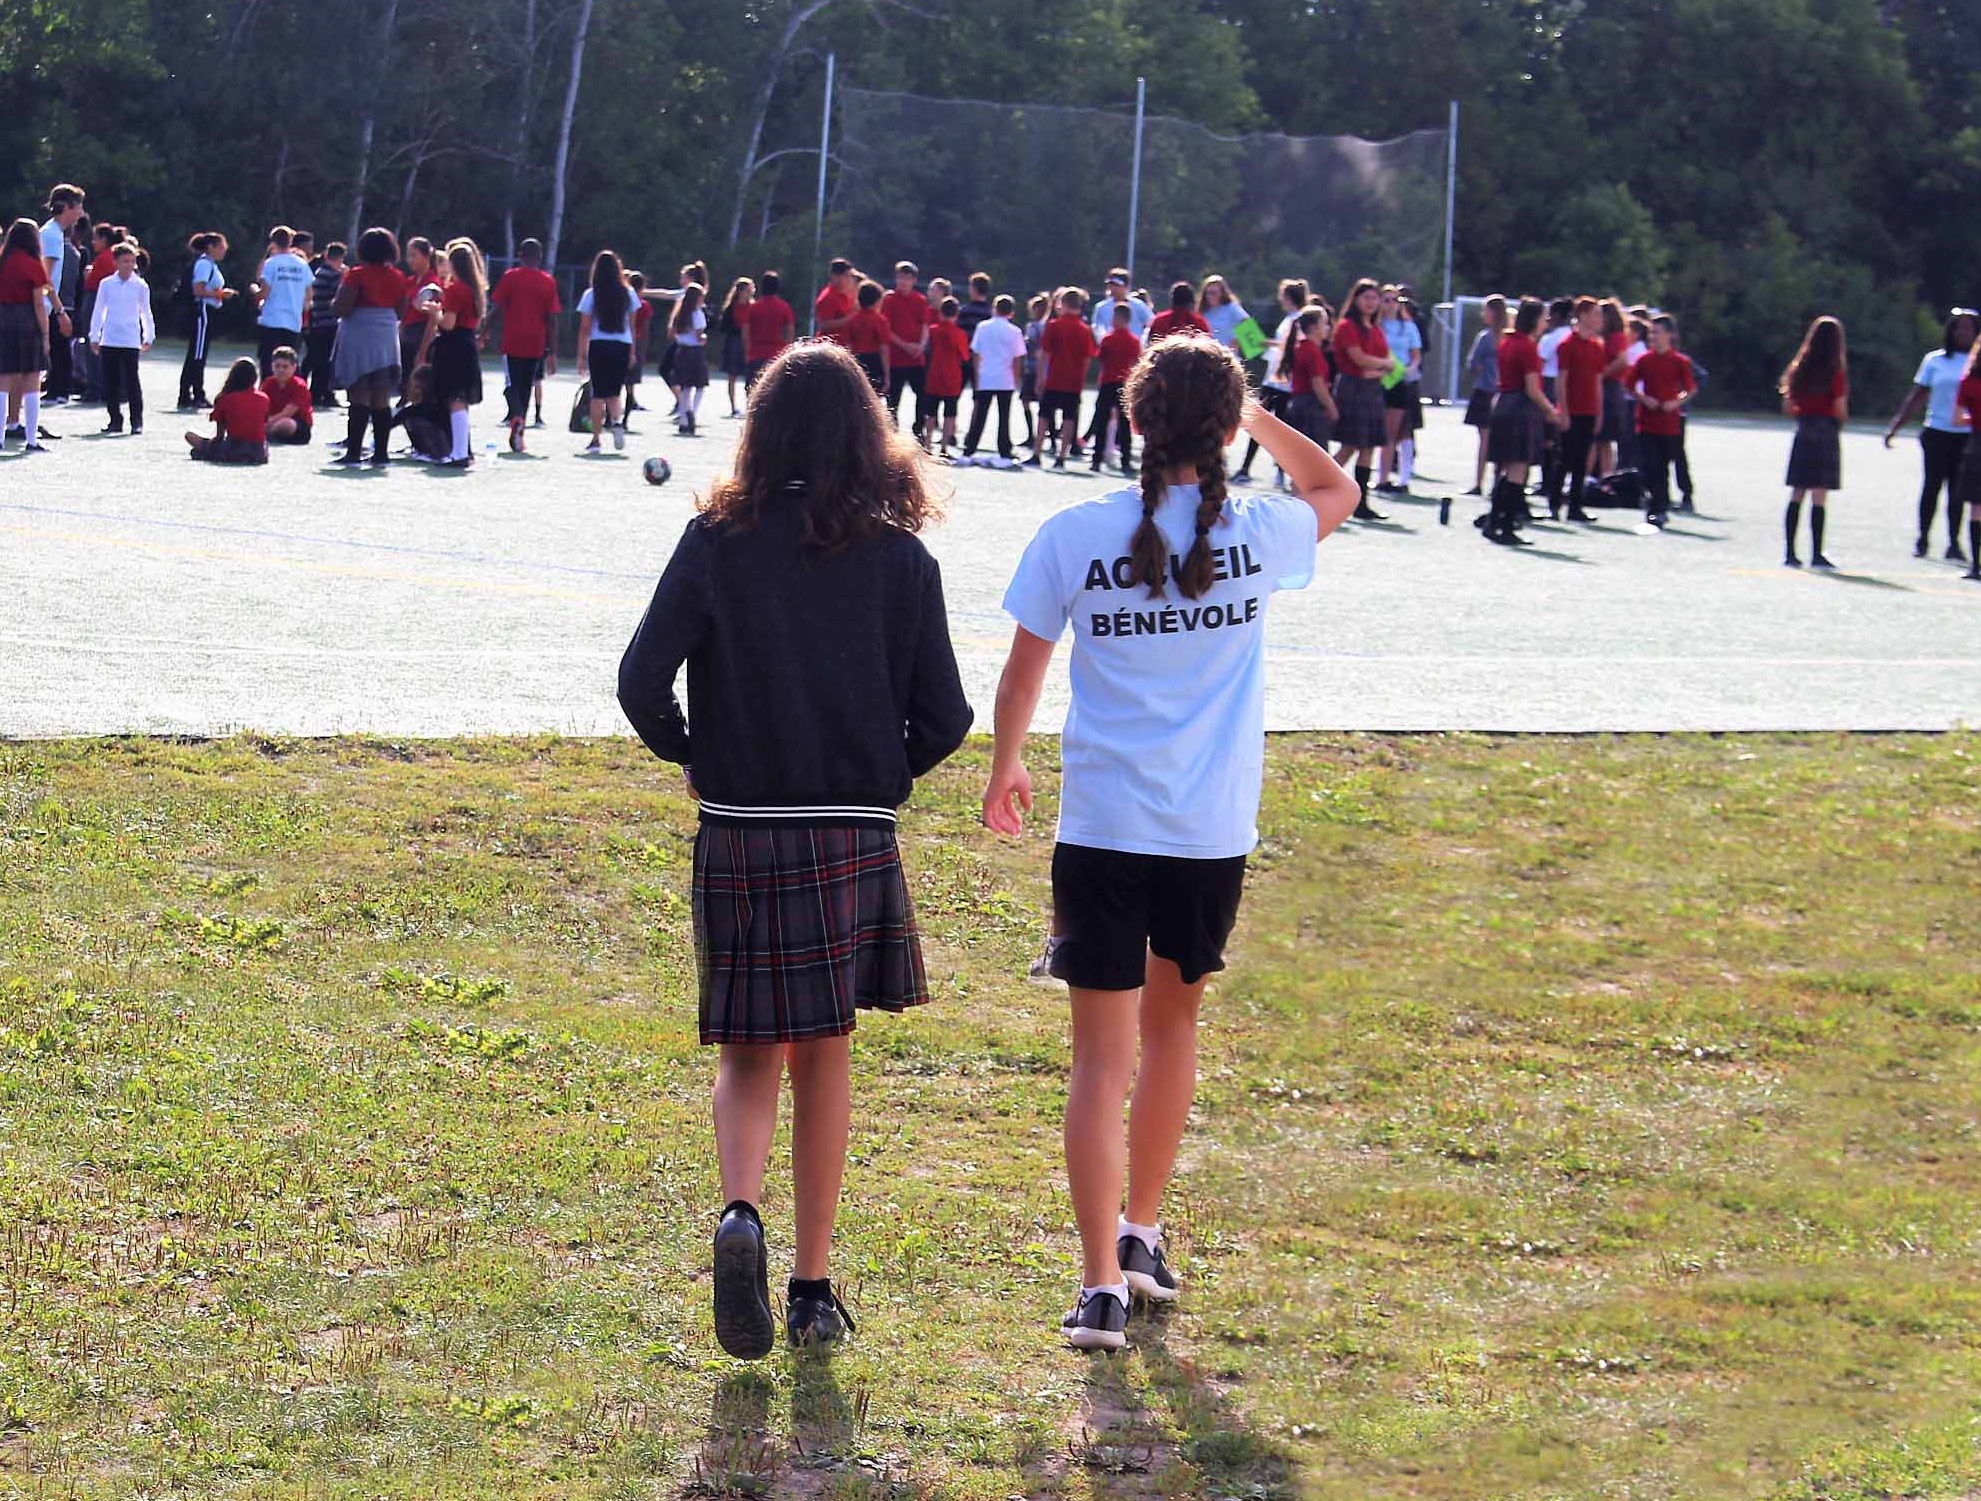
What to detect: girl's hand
<box><xmin>683</xmin><ymin>767</ymin><xmax>697</xmax><ymax>799</ymax></box>
<box><xmin>1239</xmin><ymin>394</ymin><xmax>1269</xmax><ymax>433</ymax></box>
<box><xmin>981</xmin><ymin>763</ymin><xmax>1033</xmax><ymax>835</ymax></box>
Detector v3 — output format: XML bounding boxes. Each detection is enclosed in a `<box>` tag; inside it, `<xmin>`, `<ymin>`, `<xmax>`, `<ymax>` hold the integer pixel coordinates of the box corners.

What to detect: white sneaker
<box><xmin>612</xmin><ymin>423</ymin><xmax>626</xmax><ymax>452</ymax></box>
<box><xmin>1060</xmin><ymin>1288</ymin><xmax>1128</xmax><ymax>1351</ymax></box>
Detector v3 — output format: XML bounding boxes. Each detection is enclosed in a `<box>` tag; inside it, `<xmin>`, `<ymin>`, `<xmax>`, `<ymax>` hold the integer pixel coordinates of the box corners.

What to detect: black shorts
<box><xmin>1049</xmin><ymin>843</ymin><xmax>1248</xmax><ymax>991</ymax></box>
<box><xmin>1039</xmin><ymin>390</ymin><xmax>1081</xmax><ymax>428</ymax></box>
<box><xmin>926</xmin><ymin>392</ymin><xmax>959</xmax><ymax>420</ymax></box>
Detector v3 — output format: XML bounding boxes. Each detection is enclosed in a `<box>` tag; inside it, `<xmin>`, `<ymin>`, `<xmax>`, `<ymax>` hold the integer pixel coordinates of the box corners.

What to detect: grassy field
<box><xmin>1</xmin><ymin>732</ymin><xmax>1978</xmax><ymax>1500</ymax></box>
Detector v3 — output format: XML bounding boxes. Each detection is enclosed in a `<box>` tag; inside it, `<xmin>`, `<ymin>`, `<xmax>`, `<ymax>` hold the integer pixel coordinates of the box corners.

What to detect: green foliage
<box><xmin>0</xmin><ymin>0</ymin><xmax>1959</xmax><ymax>407</ymax></box>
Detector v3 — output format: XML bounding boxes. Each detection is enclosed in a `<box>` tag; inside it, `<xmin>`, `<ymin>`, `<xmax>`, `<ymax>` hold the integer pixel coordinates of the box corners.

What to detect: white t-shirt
<box><xmin>671</xmin><ymin>306</ymin><xmax>707</xmax><ymax>346</ymax></box>
<box><xmin>1264</xmin><ymin>311</ymin><xmax>1299</xmax><ymax>389</ymax></box>
<box><xmin>1914</xmin><ymin>350</ymin><xmax>1970</xmax><ymax>433</ymax></box>
<box><xmin>1539</xmin><ymin>324</ymin><xmax>1573</xmax><ymax>379</ymax></box>
<box><xmin>970</xmin><ymin>316</ymin><xmax>1027</xmax><ymax>391</ymax></box>
<box><xmin>577</xmin><ymin>286</ymin><xmax>634</xmax><ymax>343</ymax></box>
<box><xmin>1002</xmin><ymin>484</ymin><xmax>1318</xmax><ymax>859</ymax></box>
<box><xmin>257</xmin><ymin>252</ymin><xmax>313</xmax><ymax>330</ymax></box>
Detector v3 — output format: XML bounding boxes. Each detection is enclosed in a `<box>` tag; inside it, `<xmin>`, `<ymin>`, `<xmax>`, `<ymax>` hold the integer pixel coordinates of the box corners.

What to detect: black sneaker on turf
<box><xmin>712</xmin><ymin>1201</ymin><xmax>775</xmax><ymax>1360</ymax></box>
<box><xmin>786</xmin><ymin>1279</ymin><xmax>856</xmax><ymax>1349</ymax></box>
<box><xmin>1060</xmin><ymin>1288</ymin><xmax>1128</xmax><ymax>1351</ymax></box>
<box><xmin>1117</xmin><ymin>1234</ymin><xmax>1178</xmax><ymax>1303</ymax></box>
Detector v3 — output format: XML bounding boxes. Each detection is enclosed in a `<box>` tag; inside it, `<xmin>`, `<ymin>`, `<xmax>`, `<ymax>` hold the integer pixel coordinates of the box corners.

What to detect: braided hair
<box><xmin>1122</xmin><ymin>333</ymin><xmax>1247</xmax><ymax>600</ymax></box>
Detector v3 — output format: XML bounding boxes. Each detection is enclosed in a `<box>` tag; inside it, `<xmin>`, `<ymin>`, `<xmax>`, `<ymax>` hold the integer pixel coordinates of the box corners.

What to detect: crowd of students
<box><xmin>5</xmin><ymin>181</ymin><xmax>1979</xmax><ymax>575</ymax></box>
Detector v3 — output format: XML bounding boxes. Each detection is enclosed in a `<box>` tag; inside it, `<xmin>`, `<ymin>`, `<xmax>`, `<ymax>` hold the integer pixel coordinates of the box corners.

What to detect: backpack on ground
<box><xmin>1584</xmin><ymin>468</ymin><xmax>1644</xmax><ymax>509</ymax></box>
<box><xmin>568</xmin><ymin>380</ymin><xmax>592</xmax><ymax>433</ymax></box>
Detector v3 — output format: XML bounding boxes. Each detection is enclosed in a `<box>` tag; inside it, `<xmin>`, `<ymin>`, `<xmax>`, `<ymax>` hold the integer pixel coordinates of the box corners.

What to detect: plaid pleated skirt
<box><xmin>1785</xmin><ymin>415</ymin><xmax>1842</xmax><ymax>491</ymax></box>
<box><xmin>1333</xmin><ymin>374</ymin><xmax>1386</xmax><ymax>449</ymax></box>
<box><xmin>1488</xmin><ymin>389</ymin><xmax>1545</xmax><ymax>465</ymax></box>
<box><xmin>692</xmin><ymin>823</ymin><xmax>930</xmax><ymax>1045</ymax></box>
<box><xmin>0</xmin><ymin>303</ymin><xmax>46</xmax><ymax>375</ymax></box>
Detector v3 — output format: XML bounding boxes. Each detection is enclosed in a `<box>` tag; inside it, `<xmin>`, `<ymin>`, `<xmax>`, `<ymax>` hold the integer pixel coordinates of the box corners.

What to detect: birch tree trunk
<box><xmin>726</xmin><ymin>0</ymin><xmax>838</xmax><ymax>247</ymax></box>
<box><xmin>345</xmin><ymin>0</ymin><xmax>404</xmax><ymax>246</ymax></box>
<box><xmin>543</xmin><ymin>0</ymin><xmax>595</xmax><ymax>274</ymax></box>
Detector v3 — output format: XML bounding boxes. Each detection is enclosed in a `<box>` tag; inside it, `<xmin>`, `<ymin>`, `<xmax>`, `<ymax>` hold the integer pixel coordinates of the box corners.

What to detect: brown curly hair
<box><xmin>702</xmin><ymin>340</ymin><xmax>937</xmax><ymax>550</ymax></box>
<box><xmin>1122</xmin><ymin>333</ymin><xmax>1247</xmax><ymax>600</ymax></box>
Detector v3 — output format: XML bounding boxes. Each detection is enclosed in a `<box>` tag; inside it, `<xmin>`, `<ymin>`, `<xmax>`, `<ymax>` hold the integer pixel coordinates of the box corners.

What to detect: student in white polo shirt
<box><xmin>961</xmin><ymin>294</ymin><xmax>1027</xmax><ymax>465</ymax></box>
<box><xmin>87</xmin><ymin>241</ymin><xmax>153</xmax><ymax>434</ymax></box>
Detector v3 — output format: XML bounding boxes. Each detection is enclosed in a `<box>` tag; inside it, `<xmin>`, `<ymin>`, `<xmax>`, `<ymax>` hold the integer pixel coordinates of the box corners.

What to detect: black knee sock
<box><xmin>1354</xmin><ymin>464</ymin><xmax>1371</xmax><ymax>501</ymax></box>
<box><xmin>1919</xmin><ymin>488</ymin><xmax>1938</xmax><ymax>545</ymax></box>
<box><xmin>345</xmin><ymin>405</ymin><xmax>369</xmax><ymax>458</ymax></box>
<box><xmin>1810</xmin><ymin>504</ymin><xmax>1826</xmax><ymax>555</ymax></box>
<box><xmin>1968</xmin><ymin>517</ymin><xmax>1981</xmax><ymax>566</ymax></box>
<box><xmin>1783</xmin><ymin>499</ymin><xmax>1801</xmax><ymax>555</ymax></box>
<box><xmin>369</xmin><ymin>404</ymin><xmax>394</xmax><ymax>456</ymax></box>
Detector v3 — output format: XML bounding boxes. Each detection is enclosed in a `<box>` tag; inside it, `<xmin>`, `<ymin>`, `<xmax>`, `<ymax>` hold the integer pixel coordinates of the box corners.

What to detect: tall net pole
<box><xmin>1442</xmin><ymin>99</ymin><xmax>1457</xmax><ymax>310</ymax></box>
<box><xmin>809</xmin><ymin>52</ymin><xmax>836</xmax><ymax>335</ymax></box>
<box><xmin>1126</xmin><ymin>77</ymin><xmax>1146</xmax><ymax>281</ymax></box>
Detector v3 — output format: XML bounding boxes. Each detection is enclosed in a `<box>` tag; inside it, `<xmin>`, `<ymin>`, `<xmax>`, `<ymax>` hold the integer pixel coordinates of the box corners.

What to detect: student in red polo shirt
<box><xmin>1953</xmin><ymin>350</ymin><xmax>1981</xmax><ymax>581</ymax></box>
<box><xmin>1482</xmin><ymin>296</ymin><xmax>1562</xmax><ymax>545</ymax></box>
<box><xmin>185</xmin><ymin>357</ymin><xmax>271</xmax><ymax>463</ymax></box>
<box><xmin>1779</xmin><ymin>315</ymin><xmax>1848</xmax><ymax>569</ymax></box>
<box><xmin>485</xmin><ymin>237</ymin><xmax>562</xmax><ymax>453</ymax></box>
<box><xmin>1594</xmin><ymin>297</ymin><xmax>1630</xmax><ymax>477</ymax></box>
<box><xmin>1146</xmin><ymin>281</ymin><xmax>1210</xmax><ymax>343</ymax></box>
<box><xmin>1330</xmin><ymin>278</ymin><xmax>1392</xmax><ymax>520</ymax></box>
<box><xmin>1550</xmin><ymin>297</ymin><xmax>1609</xmax><ymax>523</ymax></box>
<box><xmin>923</xmin><ymin>296</ymin><xmax>971</xmax><ymax>458</ymax></box>
<box><xmin>260</xmin><ymin>345</ymin><xmax>314</xmax><ymax>444</ymax></box>
<box><xmin>400</xmin><ymin>237</ymin><xmax>441</xmax><ymax>393</ymax></box>
<box><xmin>878</xmin><ymin>260</ymin><xmax>931</xmax><ymax>434</ymax></box>
<box><xmin>843</xmin><ymin>280</ymin><xmax>891</xmax><ymax>396</ymax></box>
<box><xmin>741</xmin><ymin>270</ymin><xmax>795</xmax><ymax>387</ymax></box>
<box><xmin>814</xmin><ymin>258</ymin><xmax>857</xmax><ymax>344</ymax></box>
<box><xmin>1090</xmin><ymin>300</ymin><xmax>1141</xmax><ymax>472</ymax></box>
<box><xmin>1627</xmin><ymin>314</ymin><xmax>1698</xmax><ymax>530</ymax></box>
<box><xmin>1030</xmin><ymin>287</ymin><xmax>1098</xmax><ymax>470</ymax></box>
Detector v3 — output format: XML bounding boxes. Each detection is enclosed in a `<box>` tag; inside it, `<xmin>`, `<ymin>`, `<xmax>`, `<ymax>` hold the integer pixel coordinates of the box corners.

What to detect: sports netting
<box><xmin>828</xmin><ymin>87</ymin><xmax>1449</xmax><ymax>308</ymax></box>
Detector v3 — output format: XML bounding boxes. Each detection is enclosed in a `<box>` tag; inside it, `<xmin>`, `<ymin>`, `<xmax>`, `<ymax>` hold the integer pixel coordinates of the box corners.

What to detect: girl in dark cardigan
<box><xmin>618</xmin><ymin>340</ymin><xmax>972</xmax><ymax>1361</ymax></box>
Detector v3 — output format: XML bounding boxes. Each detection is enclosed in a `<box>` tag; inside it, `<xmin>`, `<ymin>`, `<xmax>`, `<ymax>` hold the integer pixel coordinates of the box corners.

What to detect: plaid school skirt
<box><xmin>692</xmin><ymin>823</ymin><xmax>930</xmax><ymax>1045</ymax></box>
<box><xmin>1785</xmin><ymin>415</ymin><xmax>1842</xmax><ymax>491</ymax></box>
<box><xmin>0</xmin><ymin>303</ymin><xmax>46</xmax><ymax>376</ymax></box>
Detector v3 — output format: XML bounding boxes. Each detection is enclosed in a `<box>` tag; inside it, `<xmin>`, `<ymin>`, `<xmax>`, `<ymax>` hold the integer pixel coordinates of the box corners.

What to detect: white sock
<box><xmin>24</xmin><ymin>389</ymin><xmax>41</xmax><ymax>441</ymax></box>
<box><xmin>1118</xmin><ymin>1217</ymin><xmax>1161</xmax><ymax>1254</ymax></box>
<box><xmin>1080</xmin><ymin>1281</ymin><xmax>1130</xmax><ymax>1307</ymax></box>
<box><xmin>449</xmin><ymin>409</ymin><xmax>470</xmax><ymax>461</ymax></box>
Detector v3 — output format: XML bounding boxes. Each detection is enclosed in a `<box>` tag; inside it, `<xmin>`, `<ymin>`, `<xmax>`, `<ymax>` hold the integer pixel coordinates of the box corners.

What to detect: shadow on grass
<box><xmin>1018</xmin><ymin>1312</ymin><xmax>1298</xmax><ymax>1501</ymax></box>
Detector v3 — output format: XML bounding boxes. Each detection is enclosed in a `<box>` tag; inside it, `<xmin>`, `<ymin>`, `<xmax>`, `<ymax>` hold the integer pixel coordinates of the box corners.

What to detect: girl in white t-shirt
<box><xmin>983</xmin><ymin>333</ymin><xmax>1361</xmax><ymax>1351</ymax></box>
<box><xmin>1231</xmin><ymin>277</ymin><xmax>1308</xmax><ymax>486</ymax></box>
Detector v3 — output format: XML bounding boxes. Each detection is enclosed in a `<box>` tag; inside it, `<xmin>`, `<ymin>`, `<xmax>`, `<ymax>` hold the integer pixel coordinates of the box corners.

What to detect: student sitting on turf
<box><xmin>185</xmin><ymin>357</ymin><xmax>270</xmax><ymax>464</ymax></box>
<box><xmin>617</xmin><ymin>340</ymin><xmax>972</xmax><ymax>1362</ymax></box>
<box><xmin>391</xmin><ymin>363</ymin><xmax>450</xmax><ymax>462</ymax></box>
<box><xmin>261</xmin><ymin>345</ymin><xmax>314</xmax><ymax>444</ymax></box>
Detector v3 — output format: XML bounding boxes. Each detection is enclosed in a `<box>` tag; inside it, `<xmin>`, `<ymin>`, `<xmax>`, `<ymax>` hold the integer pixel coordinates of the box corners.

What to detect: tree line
<box><xmin>2</xmin><ymin>0</ymin><xmax>1970</xmax><ymax>409</ymax></box>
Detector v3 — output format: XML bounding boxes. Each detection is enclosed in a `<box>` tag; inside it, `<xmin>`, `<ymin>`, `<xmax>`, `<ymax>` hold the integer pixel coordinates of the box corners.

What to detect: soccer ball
<box><xmin>642</xmin><ymin>456</ymin><xmax>672</xmax><ymax>487</ymax></box>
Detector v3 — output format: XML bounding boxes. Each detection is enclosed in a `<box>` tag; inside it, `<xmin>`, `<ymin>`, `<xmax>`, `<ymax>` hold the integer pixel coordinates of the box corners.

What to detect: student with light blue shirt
<box><xmin>1089</xmin><ymin>268</ymin><xmax>1153</xmax><ymax>342</ymax></box>
<box><xmin>981</xmin><ymin>334</ymin><xmax>1362</xmax><ymax>1353</ymax></box>
<box><xmin>178</xmin><ymin>231</ymin><xmax>233</xmax><ymax>410</ymax></box>
<box><xmin>253</xmin><ymin>225</ymin><xmax>315</xmax><ymax>378</ymax></box>
<box><xmin>1884</xmin><ymin>308</ymin><xmax>1978</xmax><ymax>561</ymax></box>
<box><xmin>1376</xmin><ymin>285</ymin><xmax>1423</xmax><ymax>491</ymax></box>
<box><xmin>1197</xmin><ymin>274</ymin><xmax>1249</xmax><ymax>352</ymax></box>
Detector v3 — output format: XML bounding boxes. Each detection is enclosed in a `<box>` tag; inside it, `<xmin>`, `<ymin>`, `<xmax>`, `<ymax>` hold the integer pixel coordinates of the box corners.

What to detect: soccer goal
<box><xmin>1425</xmin><ymin>295</ymin><xmax>1492</xmax><ymax>406</ymax></box>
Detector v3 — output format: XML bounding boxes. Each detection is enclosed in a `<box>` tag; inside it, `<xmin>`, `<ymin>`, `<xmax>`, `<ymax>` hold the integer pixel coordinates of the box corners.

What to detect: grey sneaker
<box><xmin>1027</xmin><ymin>935</ymin><xmax>1067</xmax><ymax>987</ymax></box>
<box><xmin>1060</xmin><ymin>1288</ymin><xmax>1128</xmax><ymax>1351</ymax></box>
<box><xmin>1118</xmin><ymin>1234</ymin><xmax>1178</xmax><ymax>1303</ymax></box>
